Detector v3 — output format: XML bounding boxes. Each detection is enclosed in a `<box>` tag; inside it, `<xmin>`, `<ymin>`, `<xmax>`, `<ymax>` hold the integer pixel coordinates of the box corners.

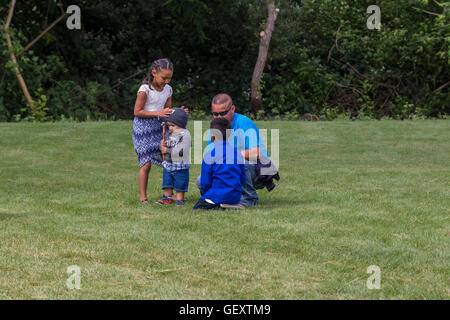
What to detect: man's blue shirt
<box><xmin>200</xmin><ymin>140</ymin><xmax>247</xmax><ymax>205</ymax></box>
<box><xmin>206</xmin><ymin>113</ymin><xmax>269</xmax><ymax>159</ymax></box>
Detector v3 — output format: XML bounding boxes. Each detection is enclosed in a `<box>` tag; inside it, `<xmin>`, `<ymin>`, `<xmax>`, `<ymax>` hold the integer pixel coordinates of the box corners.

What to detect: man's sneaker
<box><xmin>155</xmin><ymin>197</ymin><xmax>173</xmax><ymax>205</ymax></box>
<box><xmin>175</xmin><ymin>200</ymin><xmax>184</xmax><ymax>206</ymax></box>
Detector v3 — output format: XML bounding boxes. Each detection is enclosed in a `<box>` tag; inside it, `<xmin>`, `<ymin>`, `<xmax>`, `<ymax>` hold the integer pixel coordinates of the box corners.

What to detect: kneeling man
<box><xmin>197</xmin><ymin>93</ymin><xmax>277</xmax><ymax>207</ymax></box>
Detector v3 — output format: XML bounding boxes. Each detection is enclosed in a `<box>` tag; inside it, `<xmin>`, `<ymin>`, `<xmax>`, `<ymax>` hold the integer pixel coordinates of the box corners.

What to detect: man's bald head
<box><xmin>211</xmin><ymin>93</ymin><xmax>235</xmax><ymax>122</ymax></box>
<box><xmin>212</xmin><ymin>93</ymin><xmax>232</xmax><ymax>106</ymax></box>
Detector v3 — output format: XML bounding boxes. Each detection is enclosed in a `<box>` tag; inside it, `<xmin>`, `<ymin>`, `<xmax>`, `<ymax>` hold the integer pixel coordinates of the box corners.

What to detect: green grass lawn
<box><xmin>0</xmin><ymin>119</ymin><xmax>449</xmax><ymax>299</ymax></box>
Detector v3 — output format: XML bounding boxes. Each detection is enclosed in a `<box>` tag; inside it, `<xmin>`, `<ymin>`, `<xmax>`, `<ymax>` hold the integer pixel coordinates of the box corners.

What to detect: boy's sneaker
<box><xmin>155</xmin><ymin>197</ymin><xmax>173</xmax><ymax>205</ymax></box>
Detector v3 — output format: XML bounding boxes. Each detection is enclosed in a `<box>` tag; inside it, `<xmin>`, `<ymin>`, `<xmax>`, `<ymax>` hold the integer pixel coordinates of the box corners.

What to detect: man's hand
<box><xmin>241</xmin><ymin>146</ymin><xmax>260</xmax><ymax>161</ymax></box>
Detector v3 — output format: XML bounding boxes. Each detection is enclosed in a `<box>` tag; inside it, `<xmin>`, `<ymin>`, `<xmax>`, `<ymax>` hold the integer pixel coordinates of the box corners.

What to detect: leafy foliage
<box><xmin>0</xmin><ymin>0</ymin><xmax>448</xmax><ymax>121</ymax></box>
<box><xmin>265</xmin><ymin>0</ymin><xmax>449</xmax><ymax>119</ymax></box>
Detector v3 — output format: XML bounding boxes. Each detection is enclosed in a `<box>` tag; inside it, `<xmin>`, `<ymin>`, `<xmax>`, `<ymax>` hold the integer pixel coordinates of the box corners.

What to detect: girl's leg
<box><xmin>138</xmin><ymin>162</ymin><xmax>151</xmax><ymax>201</ymax></box>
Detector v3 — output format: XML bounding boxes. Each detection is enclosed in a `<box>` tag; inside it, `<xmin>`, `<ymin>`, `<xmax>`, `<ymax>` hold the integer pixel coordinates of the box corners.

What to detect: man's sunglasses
<box><xmin>212</xmin><ymin>105</ymin><xmax>232</xmax><ymax>117</ymax></box>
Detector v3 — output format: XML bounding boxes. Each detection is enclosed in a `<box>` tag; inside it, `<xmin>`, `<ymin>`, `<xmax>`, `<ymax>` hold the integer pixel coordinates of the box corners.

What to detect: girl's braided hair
<box><xmin>142</xmin><ymin>58</ymin><xmax>174</xmax><ymax>89</ymax></box>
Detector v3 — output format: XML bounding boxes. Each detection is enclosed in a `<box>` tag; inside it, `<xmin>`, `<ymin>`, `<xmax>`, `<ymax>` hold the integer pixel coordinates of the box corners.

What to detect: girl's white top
<box><xmin>138</xmin><ymin>84</ymin><xmax>172</xmax><ymax>112</ymax></box>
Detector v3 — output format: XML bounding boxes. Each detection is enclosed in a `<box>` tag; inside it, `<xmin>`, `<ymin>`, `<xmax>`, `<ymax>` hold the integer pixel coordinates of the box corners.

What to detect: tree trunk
<box><xmin>5</xmin><ymin>32</ymin><xmax>34</xmax><ymax>110</ymax></box>
<box><xmin>251</xmin><ymin>1</ymin><xmax>279</xmax><ymax>113</ymax></box>
<box><xmin>3</xmin><ymin>0</ymin><xmax>34</xmax><ymax>111</ymax></box>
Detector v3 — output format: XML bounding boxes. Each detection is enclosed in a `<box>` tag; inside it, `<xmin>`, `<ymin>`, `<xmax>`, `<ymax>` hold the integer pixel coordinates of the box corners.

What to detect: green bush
<box><xmin>0</xmin><ymin>0</ymin><xmax>448</xmax><ymax>121</ymax></box>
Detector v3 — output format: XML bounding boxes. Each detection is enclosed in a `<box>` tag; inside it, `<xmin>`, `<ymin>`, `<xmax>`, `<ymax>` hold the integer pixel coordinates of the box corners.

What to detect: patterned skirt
<box><xmin>132</xmin><ymin>117</ymin><xmax>163</xmax><ymax>167</ymax></box>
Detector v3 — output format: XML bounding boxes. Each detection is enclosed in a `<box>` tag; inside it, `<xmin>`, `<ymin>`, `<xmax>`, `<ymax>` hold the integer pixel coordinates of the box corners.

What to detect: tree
<box><xmin>1</xmin><ymin>0</ymin><xmax>66</xmax><ymax>120</ymax></box>
<box><xmin>251</xmin><ymin>0</ymin><xmax>279</xmax><ymax>113</ymax></box>
<box><xmin>2</xmin><ymin>0</ymin><xmax>34</xmax><ymax>111</ymax></box>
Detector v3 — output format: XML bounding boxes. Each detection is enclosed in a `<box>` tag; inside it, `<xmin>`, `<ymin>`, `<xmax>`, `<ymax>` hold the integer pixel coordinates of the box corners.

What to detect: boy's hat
<box><xmin>167</xmin><ymin>108</ymin><xmax>188</xmax><ymax>129</ymax></box>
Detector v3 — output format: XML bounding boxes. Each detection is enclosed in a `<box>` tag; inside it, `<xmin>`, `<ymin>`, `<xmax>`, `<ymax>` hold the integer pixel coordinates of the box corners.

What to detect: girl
<box><xmin>132</xmin><ymin>58</ymin><xmax>175</xmax><ymax>203</ymax></box>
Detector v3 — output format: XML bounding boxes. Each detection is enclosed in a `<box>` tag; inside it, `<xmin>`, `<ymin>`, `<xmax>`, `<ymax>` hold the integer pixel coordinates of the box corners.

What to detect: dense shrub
<box><xmin>0</xmin><ymin>0</ymin><xmax>448</xmax><ymax>121</ymax></box>
<box><xmin>265</xmin><ymin>0</ymin><xmax>449</xmax><ymax>119</ymax></box>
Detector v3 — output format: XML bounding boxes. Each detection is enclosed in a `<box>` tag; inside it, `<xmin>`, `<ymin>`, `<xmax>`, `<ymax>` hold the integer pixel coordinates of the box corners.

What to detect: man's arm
<box><xmin>234</xmin><ymin>117</ymin><xmax>263</xmax><ymax>161</ymax></box>
<box><xmin>241</xmin><ymin>146</ymin><xmax>260</xmax><ymax>161</ymax></box>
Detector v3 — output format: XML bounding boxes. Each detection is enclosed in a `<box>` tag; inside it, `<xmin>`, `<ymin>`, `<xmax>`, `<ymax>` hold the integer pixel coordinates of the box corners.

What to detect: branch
<box><xmin>335</xmin><ymin>82</ymin><xmax>364</xmax><ymax>97</ymax></box>
<box><xmin>3</xmin><ymin>0</ymin><xmax>34</xmax><ymax>110</ymax></box>
<box><xmin>57</xmin><ymin>0</ymin><xmax>65</xmax><ymax>15</ymax></box>
<box><xmin>412</xmin><ymin>6</ymin><xmax>442</xmax><ymax>17</ymax></box>
<box><xmin>328</xmin><ymin>24</ymin><xmax>342</xmax><ymax>62</ymax></box>
<box><xmin>346</xmin><ymin>62</ymin><xmax>381</xmax><ymax>84</ymax></box>
<box><xmin>17</xmin><ymin>12</ymin><xmax>67</xmax><ymax>56</ymax></box>
<box><xmin>432</xmin><ymin>0</ymin><xmax>444</xmax><ymax>7</ymax></box>
<box><xmin>111</xmin><ymin>69</ymin><xmax>145</xmax><ymax>90</ymax></box>
<box><xmin>4</xmin><ymin>0</ymin><xmax>16</xmax><ymax>29</ymax></box>
<box><xmin>346</xmin><ymin>62</ymin><xmax>376</xmax><ymax>82</ymax></box>
<box><xmin>5</xmin><ymin>32</ymin><xmax>34</xmax><ymax>110</ymax></box>
<box><xmin>432</xmin><ymin>81</ymin><xmax>450</xmax><ymax>94</ymax></box>
<box><xmin>346</xmin><ymin>62</ymin><xmax>399</xmax><ymax>94</ymax></box>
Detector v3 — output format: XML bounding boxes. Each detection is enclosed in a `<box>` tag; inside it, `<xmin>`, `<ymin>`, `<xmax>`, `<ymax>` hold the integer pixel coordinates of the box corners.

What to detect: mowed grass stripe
<box><xmin>0</xmin><ymin>120</ymin><xmax>448</xmax><ymax>299</ymax></box>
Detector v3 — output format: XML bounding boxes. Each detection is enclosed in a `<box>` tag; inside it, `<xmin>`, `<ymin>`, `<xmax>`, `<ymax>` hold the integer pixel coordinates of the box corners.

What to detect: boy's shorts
<box><xmin>162</xmin><ymin>168</ymin><xmax>189</xmax><ymax>192</ymax></box>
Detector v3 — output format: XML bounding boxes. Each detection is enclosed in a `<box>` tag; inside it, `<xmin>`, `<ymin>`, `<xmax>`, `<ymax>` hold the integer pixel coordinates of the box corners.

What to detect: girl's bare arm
<box><xmin>134</xmin><ymin>92</ymin><xmax>157</xmax><ymax>118</ymax></box>
<box><xmin>134</xmin><ymin>92</ymin><xmax>172</xmax><ymax>118</ymax></box>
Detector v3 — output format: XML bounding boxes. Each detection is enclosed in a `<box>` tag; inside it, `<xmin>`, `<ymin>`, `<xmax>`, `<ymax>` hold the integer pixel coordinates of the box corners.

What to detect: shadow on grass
<box><xmin>126</xmin><ymin>194</ymin><xmax>308</xmax><ymax>212</ymax></box>
<box><xmin>0</xmin><ymin>212</ymin><xmax>36</xmax><ymax>220</ymax></box>
<box><xmin>258</xmin><ymin>198</ymin><xmax>309</xmax><ymax>207</ymax></box>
